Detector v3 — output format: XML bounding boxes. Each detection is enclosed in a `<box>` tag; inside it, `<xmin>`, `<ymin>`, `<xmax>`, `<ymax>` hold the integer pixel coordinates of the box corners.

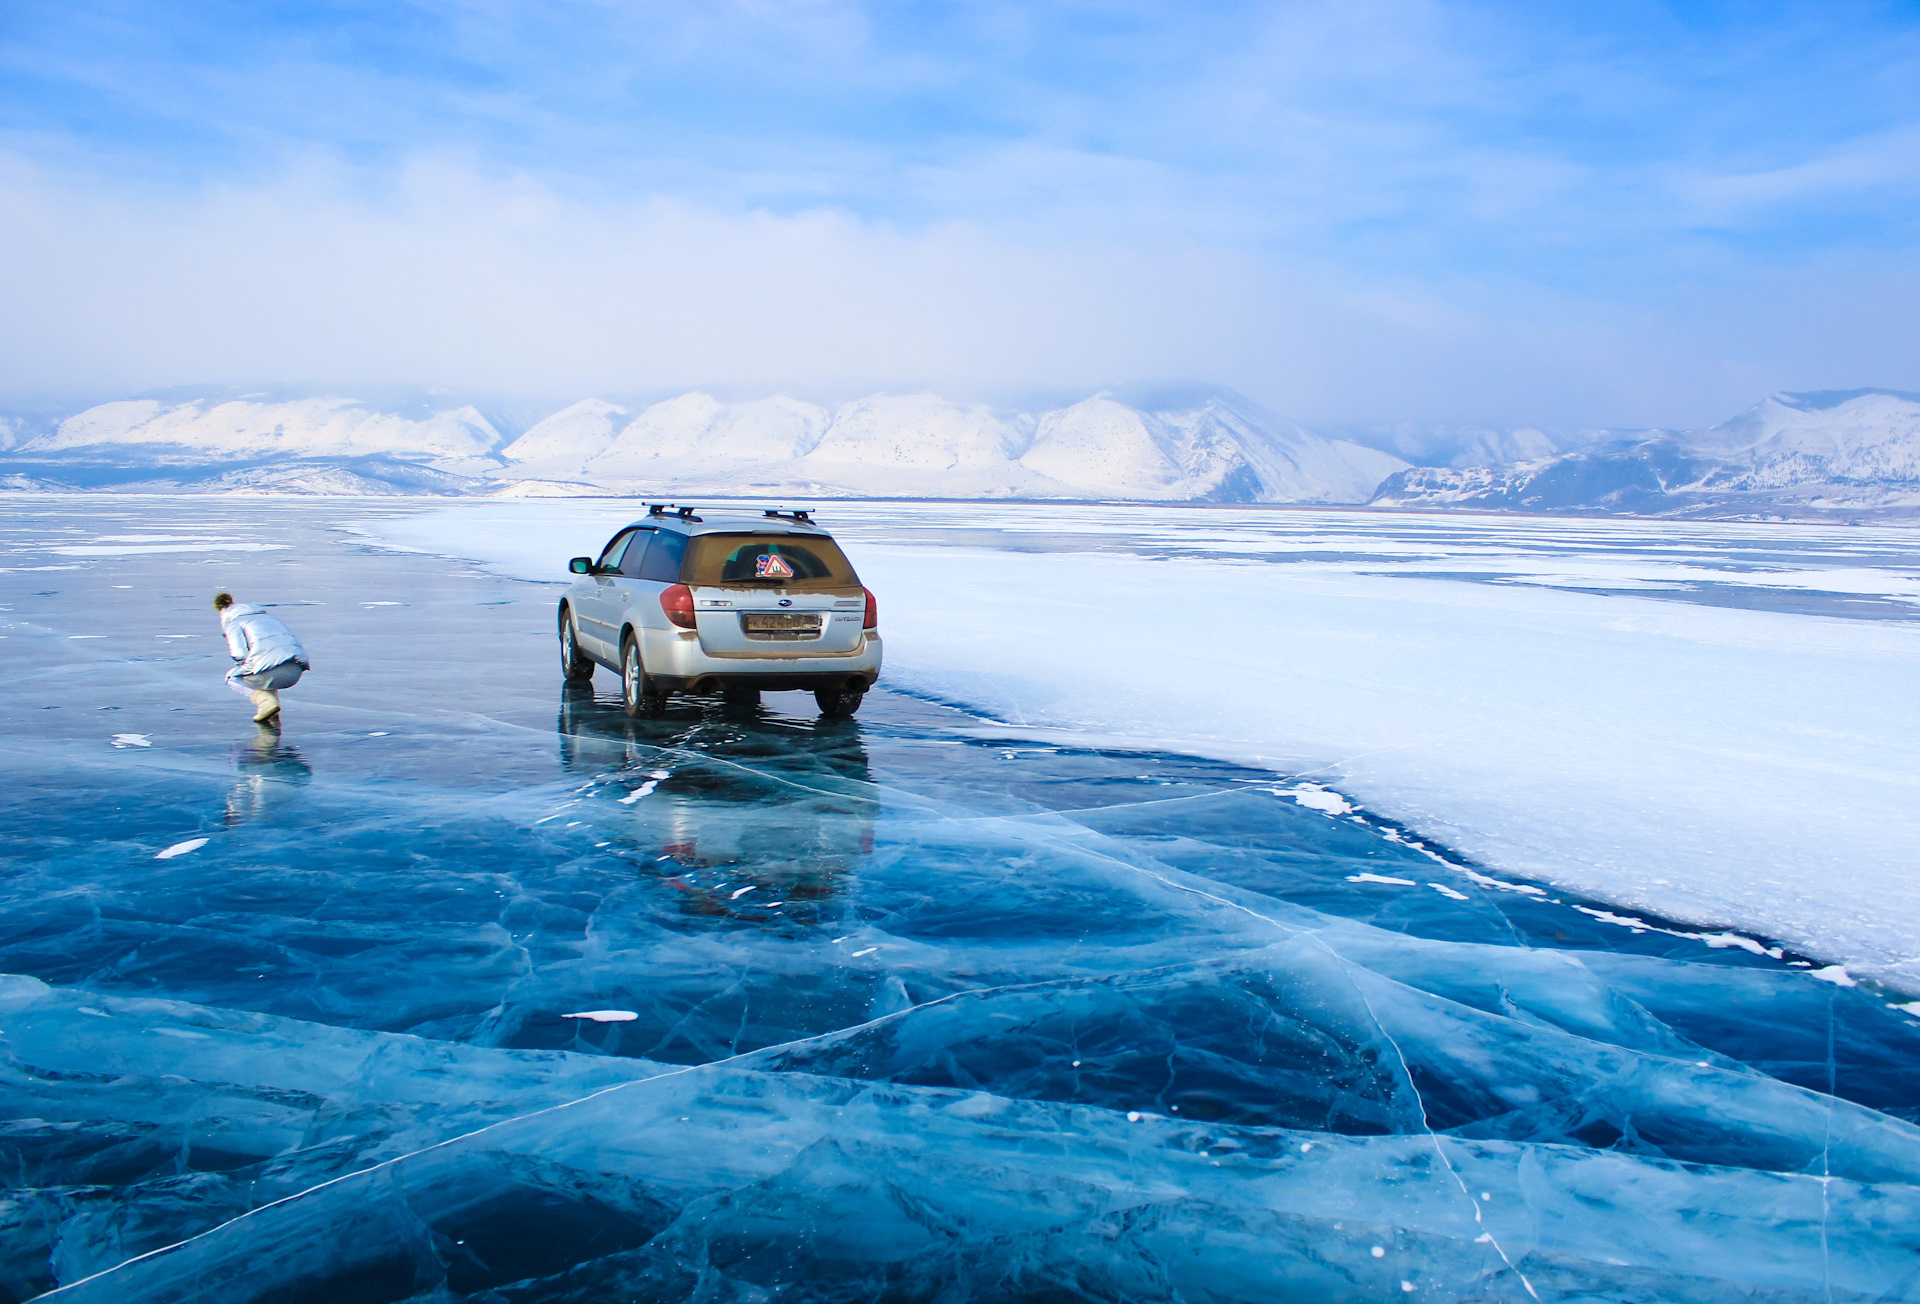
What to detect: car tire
<box><xmin>814</xmin><ymin>689</ymin><xmax>863</xmax><ymax>718</ymax></box>
<box><xmin>621</xmin><ymin>633</ymin><xmax>668</xmax><ymax>718</ymax></box>
<box><xmin>559</xmin><ymin>607</ymin><xmax>594</xmax><ymax>682</ymax></box>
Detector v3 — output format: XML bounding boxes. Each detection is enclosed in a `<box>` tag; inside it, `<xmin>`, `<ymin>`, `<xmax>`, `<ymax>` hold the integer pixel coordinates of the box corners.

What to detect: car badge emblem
<box><xmin>778</xmin><ymin>598</ymin><xmax>793</xmax><ymax>607</ymax></box>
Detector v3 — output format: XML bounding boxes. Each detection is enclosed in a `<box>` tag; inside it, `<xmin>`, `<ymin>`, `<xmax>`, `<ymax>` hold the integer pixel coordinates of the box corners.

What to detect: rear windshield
<box><xmin>682</xmin><ymin>533</ymin><xmax>861</xmax><ymax>589</ymax></box>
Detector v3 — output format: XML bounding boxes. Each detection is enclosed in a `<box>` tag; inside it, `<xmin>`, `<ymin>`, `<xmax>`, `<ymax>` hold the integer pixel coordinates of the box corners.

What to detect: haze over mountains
<box><xmin>4</xmin><ymin>385</ymin><xmax>1918</xmax><ymax>520</ymax></box>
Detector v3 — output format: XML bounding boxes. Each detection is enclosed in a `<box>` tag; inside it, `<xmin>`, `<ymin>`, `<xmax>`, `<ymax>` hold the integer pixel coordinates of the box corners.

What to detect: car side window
<box><xmin>596</xmin><ymin>529</ymin><xmax>639</xmax><ymax>572</ymax></box>
<box><xmin>616</xmin><ymin>528</ymin><xmax>658</xmax><ymax>577</ymax></box>
<box><xmin>636</xmin><ymin>529</ymin><xmax>688</xmax><ymax>582</ymax></box>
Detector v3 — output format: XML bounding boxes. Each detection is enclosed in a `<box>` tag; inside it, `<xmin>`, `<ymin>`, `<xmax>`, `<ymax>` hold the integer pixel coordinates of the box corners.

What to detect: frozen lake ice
<box><xmin>1</xmin><ymin>497</ymin><xmax>1918</xmax><ymax>1301</ymax></box>
<box><xmin>366</xmin><ymin>499</ymin><xmax>1920</xmax><ymax>989</ymax></box>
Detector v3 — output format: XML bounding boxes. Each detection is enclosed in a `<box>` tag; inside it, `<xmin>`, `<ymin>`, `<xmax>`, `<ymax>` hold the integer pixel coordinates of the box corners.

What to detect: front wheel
<box><xmin>621</xmin><ymin>635</ymin><xmax>668</xmax><ymax>718</ymax></box>
<box><xmin>814</xmin><ymin>689</ymin><xmax>864</xmax><ymax>718</ymax></box>
<box><xmin>559</xmin><ymin>608</ymin><xmax>594</xmax><ymax>682</ymax></box>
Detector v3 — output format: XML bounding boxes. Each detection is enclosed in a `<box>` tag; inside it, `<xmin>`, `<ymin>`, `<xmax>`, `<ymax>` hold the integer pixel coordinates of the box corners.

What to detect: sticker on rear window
<box><xmin>754</xmin><ymin>553</ymin><xmax>795</xmax><ymax>579</ymax></box>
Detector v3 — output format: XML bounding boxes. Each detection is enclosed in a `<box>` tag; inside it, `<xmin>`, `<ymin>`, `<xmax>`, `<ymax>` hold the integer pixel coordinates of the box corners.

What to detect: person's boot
<box><xmin>250</xmin><ymin>689</ymin><xmax>281</xmax><ymax>723</ymax></box>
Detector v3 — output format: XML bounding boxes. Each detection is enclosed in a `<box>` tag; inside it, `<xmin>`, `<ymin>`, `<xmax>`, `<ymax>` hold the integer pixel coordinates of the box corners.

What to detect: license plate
<box><xmin>744</xmin><ymin>613</ymin><xmax>821</xmax><ymax>632</ymax></box>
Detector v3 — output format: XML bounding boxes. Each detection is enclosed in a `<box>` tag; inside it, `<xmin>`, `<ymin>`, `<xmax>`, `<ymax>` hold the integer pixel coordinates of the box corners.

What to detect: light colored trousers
<box><xmin>226</xmin><ymin>660</ymin><xmax>305</xmax><ymax>697</ymax></box>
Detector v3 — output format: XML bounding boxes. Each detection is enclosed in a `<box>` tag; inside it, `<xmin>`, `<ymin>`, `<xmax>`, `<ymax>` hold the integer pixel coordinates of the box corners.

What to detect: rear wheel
<box><xmin>559</xmin><ymin>607</ymin><xmax>594</xmax><ymax>682</ymax></box>
<box><xmin>814</xmin><ymin>689</ymin><xmax>864</xmax><ymax>718</ymax></box>
<box><xmin>621</xmin><ymin>634</ymin><xmax>668</xmax><ymax>718</ymax></box>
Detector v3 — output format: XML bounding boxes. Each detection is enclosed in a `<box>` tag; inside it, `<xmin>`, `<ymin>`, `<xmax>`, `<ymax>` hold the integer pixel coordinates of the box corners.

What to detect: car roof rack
<box><xmin>762</xmin><ymin>508</ymin><xmax>815</xmax><ymax>525</ymax></box>
<box><xmin>646</xmin><ymin>502</ymin><xmax>703</xmax><ymax>523</ymax></box>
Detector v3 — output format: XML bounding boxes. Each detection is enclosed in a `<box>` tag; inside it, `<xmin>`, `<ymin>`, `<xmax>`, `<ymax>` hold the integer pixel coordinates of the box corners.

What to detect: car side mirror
<box><xmin>568</xmin><ymin>557</ymin><xmax>594</xmax><ymax>575</ymax></box>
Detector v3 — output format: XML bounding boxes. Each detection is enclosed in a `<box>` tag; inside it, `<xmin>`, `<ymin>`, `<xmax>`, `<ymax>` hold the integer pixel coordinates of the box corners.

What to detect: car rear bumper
<box><xmin>602</xmin><ymin>628</ymin><xmax>883</xmax><ymax>694</ymax></box>
<box><xmin>649</xmin><ymin>668</ymin><xmax>880</xmax><ymax>694</ymax></box>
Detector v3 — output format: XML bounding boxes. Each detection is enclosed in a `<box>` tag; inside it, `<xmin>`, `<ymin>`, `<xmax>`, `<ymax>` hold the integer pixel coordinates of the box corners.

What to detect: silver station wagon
<box><xmin>558</xmin><ymin>505</ymin><xmax>881</xmax><ymax>718</ymax></box>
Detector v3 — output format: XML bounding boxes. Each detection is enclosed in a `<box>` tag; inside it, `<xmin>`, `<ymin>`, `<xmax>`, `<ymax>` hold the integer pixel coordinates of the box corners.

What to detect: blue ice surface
<box><xmin>0</xmin><ymin>499</ymin><xmax>1917</xmax><ymax>1302</ymax></box>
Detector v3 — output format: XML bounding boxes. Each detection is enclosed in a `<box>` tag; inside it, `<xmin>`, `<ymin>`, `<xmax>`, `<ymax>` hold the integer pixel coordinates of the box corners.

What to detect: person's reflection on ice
<box><xmin>224</xmin><ymin>724</ymin><xmax>312</xmax><ymax>827</ymax></box>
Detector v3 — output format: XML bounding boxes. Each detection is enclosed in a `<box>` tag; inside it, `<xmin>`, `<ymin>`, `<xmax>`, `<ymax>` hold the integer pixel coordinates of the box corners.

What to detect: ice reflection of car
<box><xmin>556</xmin><ymin>687</ymin><xmax>878</xmax><ymax>923</ymax></box>
<box><xmin>558</xmin><ymin>505</ymin><xmax>881</xmax><ymax>719</ymax></box>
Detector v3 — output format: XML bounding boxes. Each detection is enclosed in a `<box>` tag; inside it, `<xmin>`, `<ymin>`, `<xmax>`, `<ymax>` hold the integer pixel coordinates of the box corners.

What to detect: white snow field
<box><xmin>354</xmin><ymin>501</ymin><xmax>1920</xmax><ymax>992</ymax></box>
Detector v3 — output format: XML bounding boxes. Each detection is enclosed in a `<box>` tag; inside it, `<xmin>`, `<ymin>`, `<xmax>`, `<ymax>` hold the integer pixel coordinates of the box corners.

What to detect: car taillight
<box><xmin>863</xmin><ymin>587</ymin><xmax>878</xmax><ymax>630</ymax></box>
<box><xmin>660</xmin><ymin>584</ymin><xmax>696</xmax><ymax>629</ymax></box>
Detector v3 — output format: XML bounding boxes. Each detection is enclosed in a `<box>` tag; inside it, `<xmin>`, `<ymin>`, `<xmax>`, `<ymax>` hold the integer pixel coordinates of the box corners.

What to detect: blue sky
<box><xmin>4</xmin><ymin>1</ymin><xmax>1918</xmax><ymax>425</ymax></box>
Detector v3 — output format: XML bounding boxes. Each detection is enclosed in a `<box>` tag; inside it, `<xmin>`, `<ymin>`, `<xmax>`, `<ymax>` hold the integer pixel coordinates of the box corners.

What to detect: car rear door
<box><xmin>684</xmin><ymin>534</ymin><xmax>866</xmax><ymax>656</ymax></box>
<box><xmin>694</xmin><ymin>588</ymin><xmax>867</xmax><ymax>655</ymax></box>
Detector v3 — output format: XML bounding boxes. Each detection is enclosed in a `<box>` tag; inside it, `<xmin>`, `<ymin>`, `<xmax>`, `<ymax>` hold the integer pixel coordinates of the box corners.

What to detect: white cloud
<box><xmin>5</xmin><ymin>2</ymin><xmax>1920</xmax><ymax>427</ymax></box>
<box><xmin>1676</xmin><ymin>122</ymin><xmax>1920</xmax><ymax>222</ymax></box>
<box><xmin>2</xmin><ymin>148</ymin><xmax>1917</xmax><ymax>430</ymax></box>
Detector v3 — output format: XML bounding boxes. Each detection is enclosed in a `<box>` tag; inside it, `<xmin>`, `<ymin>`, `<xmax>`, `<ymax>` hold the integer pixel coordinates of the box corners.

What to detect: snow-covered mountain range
<box><xmin>0</xmin><ymin>388</ymin><xmax>1406</xmax><ymax>503</ymax></box>
<box><xmin>1370</xmin><ymin>389</ymin><xmax>1920</xmax><ymax>518</ymax></box>
<box><xmin>6</xmin><ymin>384</ymin><xmax>1919</xmax><ymax>518</ymax></box>
<box><xmin>499</xmin><ymin>391</ymin><xmax>1404</xmax><ymax>502</ymax></box>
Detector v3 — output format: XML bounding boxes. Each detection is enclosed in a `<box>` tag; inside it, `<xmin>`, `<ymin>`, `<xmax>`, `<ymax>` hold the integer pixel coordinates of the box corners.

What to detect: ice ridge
<box><xmin>42</xmin><ymin>1060</ymin><xmax>1920</xmax><ymax>1304</ymax></box>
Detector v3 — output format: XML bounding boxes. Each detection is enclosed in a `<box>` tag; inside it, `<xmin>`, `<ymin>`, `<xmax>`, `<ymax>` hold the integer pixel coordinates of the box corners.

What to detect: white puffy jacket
<box><xmin>221</xmin><ymin>604</ymin><xmax>311</xmax><ymax>676</ymax></box>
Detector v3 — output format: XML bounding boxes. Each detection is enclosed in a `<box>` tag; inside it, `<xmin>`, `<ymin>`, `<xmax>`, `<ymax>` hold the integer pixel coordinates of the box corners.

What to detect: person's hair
<box><xmin>212</xmin><ymin>592</ymin><xmax>234</xmax><ymax>610</ymax></box>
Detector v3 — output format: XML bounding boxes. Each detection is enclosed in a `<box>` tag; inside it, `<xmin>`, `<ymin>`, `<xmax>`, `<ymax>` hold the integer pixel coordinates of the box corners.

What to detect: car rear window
<box><xmin>682</xmin><ymin>534</ymin><xmax>861</xmax><ymax>589</ymax></box>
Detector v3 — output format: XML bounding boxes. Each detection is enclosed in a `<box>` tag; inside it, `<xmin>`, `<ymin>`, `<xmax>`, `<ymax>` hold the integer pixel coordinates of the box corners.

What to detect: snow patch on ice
<box><xmin>561</xmin><ymin>1009</ymin><xmax>638</xmax><ymax>1022</ymax></box>
<box><xmin>1577</xmin><ymin>906</ymin><xmax>1652</xmax><ymax>932</ymax></box>
<box><xmin>1575</xmin><ymin>906</ymin><xmax>1789</xmax><ymax>959</ymax></box>
<box><xmin>155</xmin><ymin>838</ymin><xmax>208</xmax><ymax>860</ymax></box>
<box><xmin>55</xmin><ymin>542</ymin><xmax>286</xmax><ymax>556</ymax></box>
<box><xmin>1288</xmin><ymin>785</ymin><xmax>1353</xmax><ymax>816</ymax></box>
<box><xmin>1348</xmin><ymin>873</ymin><xmax>1417</xmax><ymax>887</ymax></box>
<box><xmin>1681</xmin><ymin>931</ymin><xmax>1785</xmax><ymax>959</ymax></box>
<box><xmin>1460</xmin><ymin>868</ymin><xmax>1547</xmax><ymax>896</ymax></box>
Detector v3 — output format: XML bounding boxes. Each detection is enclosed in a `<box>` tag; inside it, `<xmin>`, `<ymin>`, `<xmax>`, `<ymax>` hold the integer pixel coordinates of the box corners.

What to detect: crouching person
<box><xmin>214</xmin><ymin>592</ymin><xmax>311</xmax><ymax>724</ymax></box>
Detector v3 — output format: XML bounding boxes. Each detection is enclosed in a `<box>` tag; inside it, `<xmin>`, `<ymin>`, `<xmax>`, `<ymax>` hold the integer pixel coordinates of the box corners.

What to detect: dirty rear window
<box><xmin>681</xmin><ymin>534</ymin><xmax>861</xmax><ymax>589</ymax></box>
